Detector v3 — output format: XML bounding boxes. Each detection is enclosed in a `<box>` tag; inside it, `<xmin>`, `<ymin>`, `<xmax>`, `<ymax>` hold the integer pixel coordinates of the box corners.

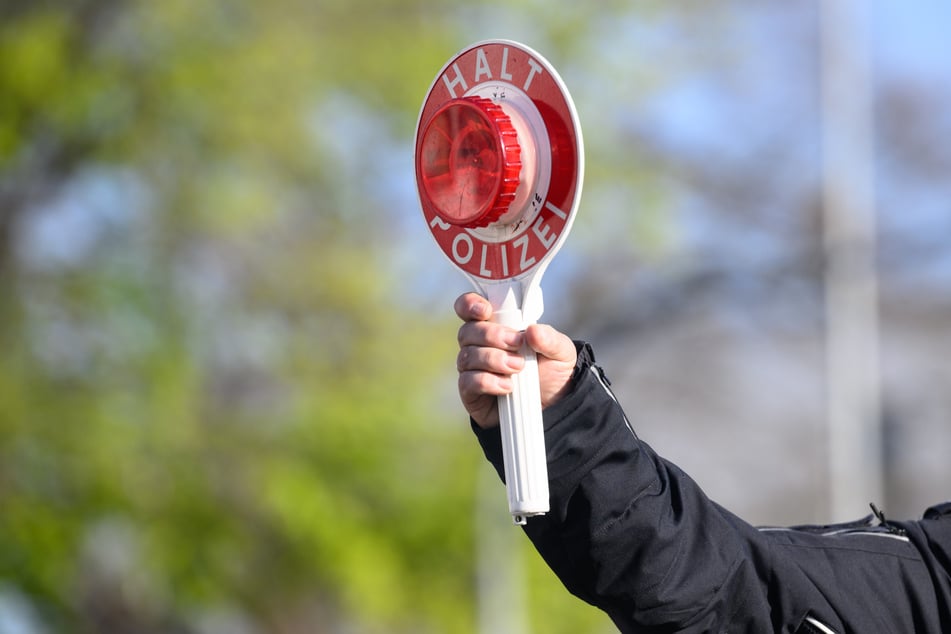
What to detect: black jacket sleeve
<box><xmin>471</xmin><ymin>343</ymin><xmax>951</xmax><ymax>634</ymax></box>
<box><xmin>473</xmin><ymin>343</ymin><xmax>774</xmax><ymax>631</ymax></box>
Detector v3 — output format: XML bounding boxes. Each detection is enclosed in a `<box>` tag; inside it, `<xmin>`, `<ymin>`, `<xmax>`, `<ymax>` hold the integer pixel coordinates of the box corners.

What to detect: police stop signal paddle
<box><xmin>414</xmin><ymin>40</ymin><xmax>584</xmax><ymax>524</ymax></box>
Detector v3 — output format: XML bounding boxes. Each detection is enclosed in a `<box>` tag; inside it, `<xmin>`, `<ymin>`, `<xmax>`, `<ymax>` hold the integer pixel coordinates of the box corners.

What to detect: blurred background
<box><xmin>1</xmin><ymin>0</ymin><xmax>950</xmax><ymax>632</ymax></box>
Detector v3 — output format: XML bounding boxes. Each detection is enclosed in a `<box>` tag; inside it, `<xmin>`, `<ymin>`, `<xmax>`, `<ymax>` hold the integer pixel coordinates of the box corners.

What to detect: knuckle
<box><xmin>456</xmin><ymin>347</ymin><xmax>469</xmax><ymax>372</ymax></box>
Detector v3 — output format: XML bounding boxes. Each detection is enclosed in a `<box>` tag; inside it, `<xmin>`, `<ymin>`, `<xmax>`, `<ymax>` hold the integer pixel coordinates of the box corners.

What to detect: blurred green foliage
<box><xmin>0</xmin><ymin>0</ymin><xmax>622</xmax><ymax>632</ymax></box>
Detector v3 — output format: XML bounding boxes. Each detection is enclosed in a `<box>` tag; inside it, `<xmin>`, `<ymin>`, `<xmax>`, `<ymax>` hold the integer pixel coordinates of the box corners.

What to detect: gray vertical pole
<box><xmin>819</xmin><ymin>0</ymin><xmax>884</xmax><ymax>521</ymax></box>
<box><xmin>476</xmin><ymin>468</ymin><xmax>530</xmax><ymax>634</ymax></box>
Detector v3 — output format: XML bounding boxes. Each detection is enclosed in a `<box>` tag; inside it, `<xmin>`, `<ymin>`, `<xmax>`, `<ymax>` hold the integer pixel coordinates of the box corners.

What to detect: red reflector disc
<box><xmin>417</xmin><ymin>97</ymin><xmax>521</xmax><ymax>228</ymax></box>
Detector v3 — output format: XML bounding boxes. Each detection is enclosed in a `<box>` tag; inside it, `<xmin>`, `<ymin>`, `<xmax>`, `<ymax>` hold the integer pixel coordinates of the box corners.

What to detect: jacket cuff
<box><xmin>539</xmin><ymin>343</ymin><xmax>629</xmax><ymax>485</ymax></box>
<box><xmin>471</xmin><ymin>340</ymin><xmax>599</xmax><ymax>484</ymax></box>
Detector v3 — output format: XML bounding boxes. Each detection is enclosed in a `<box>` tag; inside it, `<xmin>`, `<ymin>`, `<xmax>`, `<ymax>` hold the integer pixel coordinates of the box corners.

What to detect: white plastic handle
<box><xmin>493</xmin><ymin>307</ymin><xmax>550</xmax><ymax>525</ymax></box>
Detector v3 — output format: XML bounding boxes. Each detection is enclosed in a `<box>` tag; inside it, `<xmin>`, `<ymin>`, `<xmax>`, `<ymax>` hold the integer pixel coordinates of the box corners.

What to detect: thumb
<box><xmin>524</xmin><ymin>323</ymin><xmax>577</xmax><ymax>408</ymax></box>
<box><xmin>524</xmin><ymin>324</ymin><xmax>576</xmax><ymax>365</ymax></box>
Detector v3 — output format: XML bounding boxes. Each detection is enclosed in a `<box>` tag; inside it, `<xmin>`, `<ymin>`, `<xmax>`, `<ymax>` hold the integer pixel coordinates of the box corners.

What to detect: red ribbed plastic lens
<box><xmin>418</xmin><ymin>98</ymin><xmax>519</xmax><ymax>228</ymax></box>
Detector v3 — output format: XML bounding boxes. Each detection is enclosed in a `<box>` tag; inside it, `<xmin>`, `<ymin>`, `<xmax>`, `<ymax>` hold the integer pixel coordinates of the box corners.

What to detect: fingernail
<box><xmin>472</xmin><ymin>300</ymin><xmax>489</xmax><ymax>319</ymax></box>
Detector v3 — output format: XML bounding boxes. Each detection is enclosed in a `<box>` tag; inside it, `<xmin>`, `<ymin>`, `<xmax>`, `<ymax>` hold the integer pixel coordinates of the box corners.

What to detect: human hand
<box><xmin>454</xmin><ymin>292</ymin><xmax>578</xmax><ymax>429</ymax></box>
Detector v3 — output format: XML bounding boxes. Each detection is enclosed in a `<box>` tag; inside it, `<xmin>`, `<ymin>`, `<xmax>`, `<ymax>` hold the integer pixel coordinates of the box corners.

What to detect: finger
<box><xmin>457</xmin><ymin>320</ymin><xmax>524</xmax><ymax>352</ymax></box>
<box><xmin>453</xmin><ymin>292</ymin><xmax>492</xmax><ymax>322</ymax></box>
<box><xmin>458</xmin><ymin>373</ymin><xmax>506</xmax><ymax>429</ymax></box>
<box><xmin>525</xmin><ymin>323</ymin><xmax>576</xmax><ymax>363</ymax></box>
<box><xmin>458</xmin><ymin>370</ymin><xmax>514</xmax><ymax>398</ymax></box>
<box><xmin>457</xmin><ymin>344</ymin><xmax>525</xmax><ymax>375</ymax></box>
